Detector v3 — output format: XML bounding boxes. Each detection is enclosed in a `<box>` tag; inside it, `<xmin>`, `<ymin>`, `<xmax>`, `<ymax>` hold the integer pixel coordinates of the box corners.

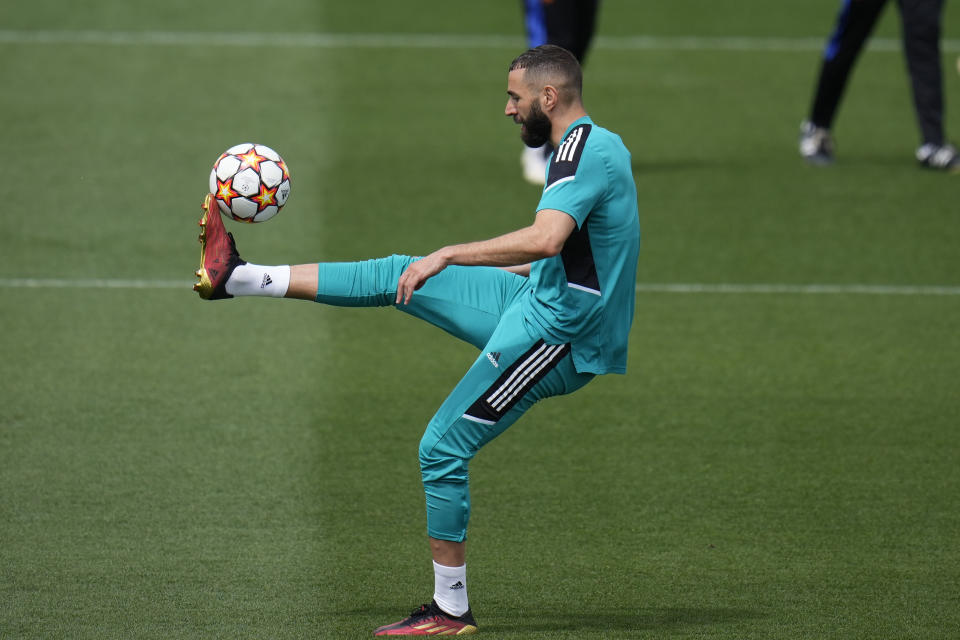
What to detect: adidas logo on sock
<box><xmin>486</xmin><ymin>352</ymin><xmax>501</xmax><ymax>368</ymax></box>
<box><xmin>449</xmin><ymin>581</ymin><xmax>465</xmax><ymax>590</ymax></box>
<box><xmin>260</xmin><ymin>274</ymin><xmax>273</xmax><ymax>288</ymax></box>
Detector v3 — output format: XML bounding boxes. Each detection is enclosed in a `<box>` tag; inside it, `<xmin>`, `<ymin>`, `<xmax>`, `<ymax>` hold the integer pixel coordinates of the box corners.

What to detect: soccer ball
<box><xmin>209</xmin><ymin>143</ymin><xmax>291</xmax><ymax>223</ymax></box>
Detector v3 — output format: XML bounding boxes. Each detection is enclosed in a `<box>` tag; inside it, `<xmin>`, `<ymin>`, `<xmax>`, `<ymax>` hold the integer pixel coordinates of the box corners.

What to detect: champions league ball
<box><xmin>209</xmin><ymin>143</ymin><xmax>291</xmax><ymax>223</ymax></box>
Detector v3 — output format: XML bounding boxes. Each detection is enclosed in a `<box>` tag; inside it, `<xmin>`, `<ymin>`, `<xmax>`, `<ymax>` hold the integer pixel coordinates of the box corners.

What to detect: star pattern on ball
<box><xmin>216</xmin><ymin>178</ymin><xmax>239</xmax><ymax>207</ymax></box>
<box><xmin>252</xmin><ymin>182</ymin><xmax>278</xmax><ymax>212</ymax></box>
<box><xmin>237</xmin><ymin>148</ymin><xmax>267</xmax><ymax>173</ymax></box>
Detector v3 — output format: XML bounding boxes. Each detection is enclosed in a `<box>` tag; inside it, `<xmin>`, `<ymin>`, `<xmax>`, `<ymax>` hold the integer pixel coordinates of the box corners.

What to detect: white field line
<box><xmin>2</xmin><ymin>278</ymin><xmax>959</xmax><ymax>297</ymax></box>
<box><xmin>633</xmin><ymin>283</ymin><xmax>960</xmax><ymax>296</ymax></box>
<box><xmin>3</xmin><ymin>278</ymin><xmax>191</xmax><ymax>290</ymax></box>
<box><xmin>0</xmin><ymin>29</ymin><xmax>957</xmax><ymax>53</ymax></box>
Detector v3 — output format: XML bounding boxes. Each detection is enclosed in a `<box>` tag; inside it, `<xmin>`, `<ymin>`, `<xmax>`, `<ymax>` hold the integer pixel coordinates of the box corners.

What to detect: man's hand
<box><xmin>395</xmin><ymin>250</ymin><xmax>449</xmax><ymax>305</ymax></box>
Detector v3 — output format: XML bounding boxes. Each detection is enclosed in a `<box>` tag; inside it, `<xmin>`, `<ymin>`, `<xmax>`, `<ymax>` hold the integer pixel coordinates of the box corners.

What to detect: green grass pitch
<box><xmin>1</xmin><ymin>1</ymin><xmax>959</xmax><ymax>638</ymax></box>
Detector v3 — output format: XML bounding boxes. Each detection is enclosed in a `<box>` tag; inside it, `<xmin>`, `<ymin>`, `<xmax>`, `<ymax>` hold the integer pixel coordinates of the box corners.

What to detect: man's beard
<box><xmin>520</xmin><ymin>101</ymin><xmax>552</xmax><ymax>148</ymax></box>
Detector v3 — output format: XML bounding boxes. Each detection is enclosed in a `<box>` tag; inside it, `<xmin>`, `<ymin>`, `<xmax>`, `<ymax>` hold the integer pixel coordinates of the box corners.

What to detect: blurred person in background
<box><xmin>799</xmin><ymin>0</ymin><xmax>959</xmax><ymax>171</ymax></box>
<box><xmin>520</xmin><ymin>0</ymin><xmax>602</xmax><ymax>184</ymax></box>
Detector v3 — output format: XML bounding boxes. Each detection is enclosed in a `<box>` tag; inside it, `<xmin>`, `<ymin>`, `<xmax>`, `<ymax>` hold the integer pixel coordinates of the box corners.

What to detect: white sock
<box><xmin>432</xmin><ymin>561</ymin><xmax>469</xmax><ymax>617</ymax></box>
<box><xmin>224</xmin><ymin>263</ymin><xmax>290</xmax><ymax>298</ymax></box>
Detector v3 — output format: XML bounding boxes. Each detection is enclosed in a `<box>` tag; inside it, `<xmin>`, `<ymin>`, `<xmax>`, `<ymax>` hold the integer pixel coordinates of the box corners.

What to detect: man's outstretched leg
<box><xmin>194</xmin><ymin>190</ymin><xmax>388</xmax><ymax>303</ymax></box>
<box><xmin>194</xmin><ymin>195</ymin><xmax>293</xmax><ymax>300</ymax></box>
<box><xmin>194</xmin><ymin>197</ymin><xmax>526</xmax><ymax>350</ymax></box>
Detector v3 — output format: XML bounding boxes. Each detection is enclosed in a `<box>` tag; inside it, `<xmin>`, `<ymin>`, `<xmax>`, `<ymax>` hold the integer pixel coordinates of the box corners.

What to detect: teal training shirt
<box><xmin>521</xmin><ymin>116</ymin><xmax>640</xmax><ymax>375</ymax></box>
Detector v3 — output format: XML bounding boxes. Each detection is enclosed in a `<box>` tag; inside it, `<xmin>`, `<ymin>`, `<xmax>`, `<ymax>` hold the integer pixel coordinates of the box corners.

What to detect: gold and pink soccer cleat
<box><xmin>373</xmin><ymin>601</ymin><xmax>478</xmax><ymax>636</ymax></box>
<box><xmin>193</xmin><ymin>194</ymin><xmax>245</xmax><ymax>300</ymax></box>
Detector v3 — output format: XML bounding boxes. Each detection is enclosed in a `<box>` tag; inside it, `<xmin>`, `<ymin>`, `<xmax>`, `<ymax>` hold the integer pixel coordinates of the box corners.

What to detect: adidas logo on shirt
<box><xmin>486</xmin><ymin>352</ymin><xmax>501</xmax><ymax>368</ymax></box>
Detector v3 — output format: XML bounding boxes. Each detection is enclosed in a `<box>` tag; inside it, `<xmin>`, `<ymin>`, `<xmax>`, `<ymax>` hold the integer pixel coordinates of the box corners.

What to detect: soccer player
<box><xmin>194</xmin><ymin>45</ymin><xmax>640</xmax><ymax>636</ymax></box>
<box><xmin>799</xmin><ymin>0</ymin><xmax>959</xmax><ymax>171</ymax></box>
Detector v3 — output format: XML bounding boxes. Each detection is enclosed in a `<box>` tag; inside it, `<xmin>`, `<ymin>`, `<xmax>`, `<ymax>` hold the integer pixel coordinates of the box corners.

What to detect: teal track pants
<box><xmin>315</xmin><ymin>255</ymin><xmax>594</xmax><ymax>541</ymax></box>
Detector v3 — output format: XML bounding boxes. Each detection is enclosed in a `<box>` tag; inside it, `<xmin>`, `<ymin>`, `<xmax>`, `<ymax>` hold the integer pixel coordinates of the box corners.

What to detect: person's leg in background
<box><xmin>899</xmin><ymin>0</ymin><xmax>960</xmax><ymax>169</ymax></box>
<box><xmin>800</xmin><ymin>0</ymin><xmax>887</xmax><ymax>164</ymax></box>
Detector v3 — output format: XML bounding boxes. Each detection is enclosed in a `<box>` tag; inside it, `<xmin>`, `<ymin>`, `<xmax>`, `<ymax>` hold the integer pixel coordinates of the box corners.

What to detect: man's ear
<box><xmin>541</xmin><ymin>84</ymin><xmax>560</xmax><ymax>112</ymax></box>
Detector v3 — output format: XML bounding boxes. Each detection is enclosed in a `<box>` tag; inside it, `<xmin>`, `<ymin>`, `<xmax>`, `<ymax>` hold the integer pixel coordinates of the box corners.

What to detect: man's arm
<box><xmin>395</xmin><ymin>209</ymin><xmax>576</xmax><ymax>304</ymax></box>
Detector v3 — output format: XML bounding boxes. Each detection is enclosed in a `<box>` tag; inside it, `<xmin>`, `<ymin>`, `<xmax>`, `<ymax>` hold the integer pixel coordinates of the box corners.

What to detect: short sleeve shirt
<box><xmin>520</xmin><ymin>116</ymin><xmax>641</xmax><ymax>374</ymax></box>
